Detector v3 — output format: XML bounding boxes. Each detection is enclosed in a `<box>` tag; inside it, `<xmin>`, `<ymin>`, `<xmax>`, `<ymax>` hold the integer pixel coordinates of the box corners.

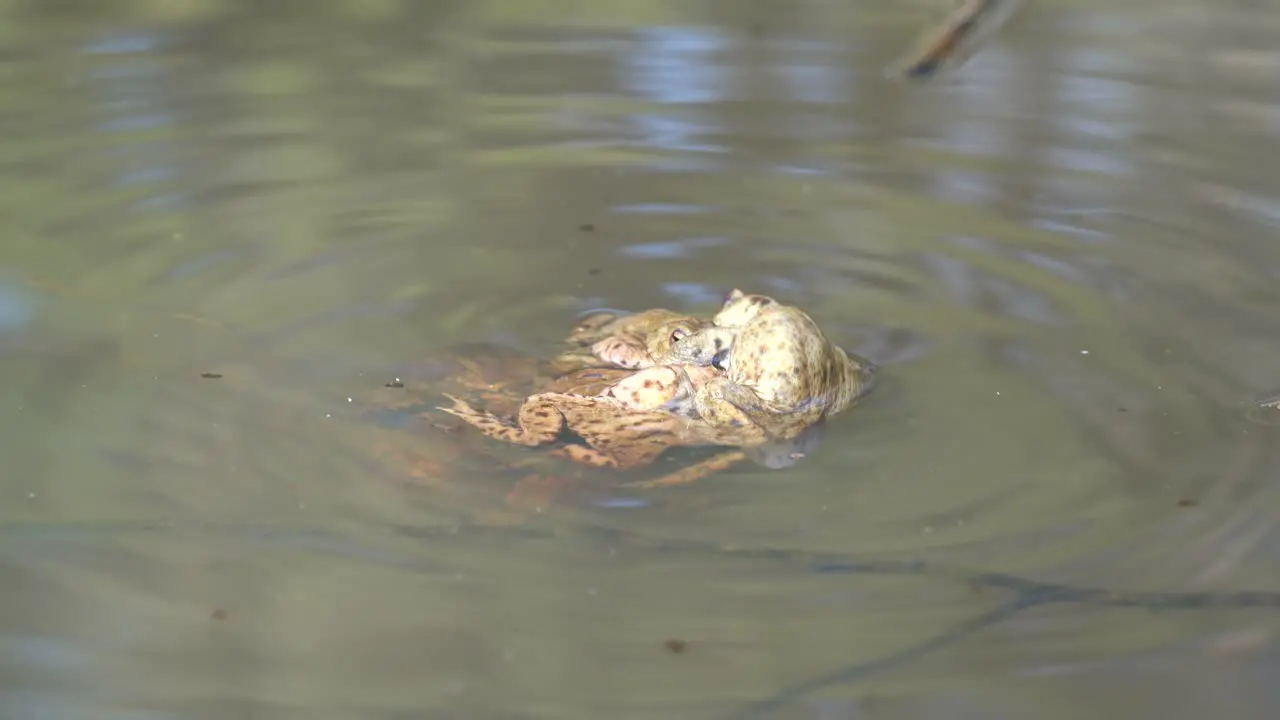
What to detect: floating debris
<box><xmin>887</xmin><ymin>0</ymin><xmax>1023</xmax><ymax>81</ymax></box>
<box><xmin>1243</xmin><ymin>392</ymin><xmax>1280</xmax><ymax>425</ymax></box>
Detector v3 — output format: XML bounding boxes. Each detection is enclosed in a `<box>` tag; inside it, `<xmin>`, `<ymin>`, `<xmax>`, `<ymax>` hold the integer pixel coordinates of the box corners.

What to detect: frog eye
<box><xmin>670</xmin><ymin>327</ymin><xmax>689</xmax><ymax>343</ymax></box>
<box><xmin>711</xmin><ymin>349</ymin><xmax>730</xmax><ymax>371</ymax></box>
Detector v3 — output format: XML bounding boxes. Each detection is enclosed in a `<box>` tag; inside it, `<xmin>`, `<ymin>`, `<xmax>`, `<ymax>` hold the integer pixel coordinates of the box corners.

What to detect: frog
<box><xmin>588</xmin><ymin>316</ymin><xmax>711</xmax><ymax>370</ymax></box>
<box><xmin>435</xmin><ymin>353</ymin><xmax>838</xmax><ymax>489</ymax></box>
<box><xmin>542</xmin><ymin>366</ymin><xmax>636</xmax><ymax>396</ymax></box>
<box><xmin>654</xmin><ymin>289</ymin><xmax>876</xmax><ymax>441</ymax></box>
<box><xmin>564</xmin><ymin>308</ymin><xmax>689</xmax><ymax>346</ymax></box>
<box><xmin>351</xmin><ymin>343</ymin><xmax>737</xmax><ymax>513</ymax></box>
<box><xmin>549</xmin><ymin>308</ymin><xmax>711</xmax><ymax>373</ymax></box>
<box><xmin>437</xmin><ymin>362</ymin><xmax>759</xmax><ymax>469</ymax></box>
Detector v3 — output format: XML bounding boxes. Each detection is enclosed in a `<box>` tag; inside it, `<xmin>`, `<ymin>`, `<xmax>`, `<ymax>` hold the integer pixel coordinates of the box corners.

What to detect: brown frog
<box><xmin>656</xmin><ymin>289</ymin><xmax>875</xmax><ymax>441</ymax></box>
<box><xmin>438</xmin><ymin>363</ymin><xmax>748</xmax><ymax>469</ymax></box>
<box><xmin>589</xmin><ymin>316</ymin><xmax>711</xmax><ymax>370</ymax></box>
<box><xmin>354</xmin><ymin>343</ymin><xmax>741</xmax><ymax>513</ymax></box>
<box><xmin>564</xmin><ymin>308</ymin><xmax>689</xmax><ymax>346</ymax></box>
<box><xmin>551</xmin><ymin>309</ymin><xmax>711</xmax><ymax>373</ymax></box>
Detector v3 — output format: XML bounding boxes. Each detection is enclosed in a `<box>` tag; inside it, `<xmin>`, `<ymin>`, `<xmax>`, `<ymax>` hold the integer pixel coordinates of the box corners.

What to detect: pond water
<box><xmin>2</xmin><ymin>1</ymin><xmax>1279</xmax><ymax>718</ymax></box>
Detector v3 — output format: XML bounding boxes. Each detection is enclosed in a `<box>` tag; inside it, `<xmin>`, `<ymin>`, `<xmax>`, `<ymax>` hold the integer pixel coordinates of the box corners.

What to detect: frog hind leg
<box><xmin>565</xmin><ymin>404</ymin><xmax>692</xmax><ymax>469</ymax></box>
<box><xmin>622</xmin><ymin>450</ymin><xmax>748</xmax><ymax>489</ymax></box>
<box><xmin>547</xmin><ymin>444</ymin><xmax>623</xmax><ymax>468</ymax></box>
<box><xmin>437</xmin><ymin>393</ymin><xmax>563</xmax><ymax>447</ymax></box>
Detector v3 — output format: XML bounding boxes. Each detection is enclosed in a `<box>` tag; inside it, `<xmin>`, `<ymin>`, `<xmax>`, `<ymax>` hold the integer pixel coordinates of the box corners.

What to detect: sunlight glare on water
<box><xmin>1</xmin><ymin>1</ymin><xmax>1279</xmax><ymax>718</ymax></box>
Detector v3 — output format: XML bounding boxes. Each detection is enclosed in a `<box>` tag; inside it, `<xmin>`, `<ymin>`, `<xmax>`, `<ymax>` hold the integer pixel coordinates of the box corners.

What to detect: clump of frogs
<box><xmin>440</xmin><ymin>309</ymin><xmax>754</xmax><ymax>481</ymax></box>
<box><xmin>436</xmin><ymin>291</ymin><xmax>870</xmax><ymax>487</ymax></box>
<box><xmin>439</xmin><ymin>362</ymin><xmax>729</xmax><ymax>470</ymax></box>
<box><xmin>646</xmin><ymin>289</ymin><xmax>875</xmax><ymax>442</ymax></box>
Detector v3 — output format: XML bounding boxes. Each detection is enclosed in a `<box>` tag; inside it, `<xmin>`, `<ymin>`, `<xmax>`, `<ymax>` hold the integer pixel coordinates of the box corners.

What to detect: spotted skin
<box><xmin>589</xmin><ymin>316</ymin><xmax>712</xmax><ymax>370</ymax></box>
<box><xmin>564</xmin><ymin>309</ymin><xmax>686</xmax><ymax>346</ymax></box>
<box><xmin>655</xmin><ymin>289</ymin><xmax>875</xmax><ymax>441</ymax></box>
<box><xmin>550</xmin><ymin>309</ymin><xmax>709</xmax><ymax>373</ymax></box>
<box><xmin>436</xmin><ymin>364</ymin><xmax>761</xmax><ymax>469</ymax></box>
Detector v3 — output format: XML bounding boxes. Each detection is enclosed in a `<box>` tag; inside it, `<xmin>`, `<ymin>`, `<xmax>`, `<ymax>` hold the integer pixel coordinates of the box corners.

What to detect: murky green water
<box><xmin>3</xmin><ymin>1</ymin><xmax>1279</xmax><ymax>718</ymax></box>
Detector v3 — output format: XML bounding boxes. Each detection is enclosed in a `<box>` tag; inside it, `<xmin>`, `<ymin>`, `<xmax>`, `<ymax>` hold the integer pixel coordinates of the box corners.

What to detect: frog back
<box><xmin>728</xmin><ymin>308</ymin><xmax>823</xmax><ymax>403</ymax></box>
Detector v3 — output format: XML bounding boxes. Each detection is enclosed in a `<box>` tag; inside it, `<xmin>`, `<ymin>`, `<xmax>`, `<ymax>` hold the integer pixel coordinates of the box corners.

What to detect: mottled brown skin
<box><xmin>564</xmin><ymin>308</ymin><xmax>688</xmax><ymax>347</ymax></box>
<box><xmin>542</xmin><ymin>367</ymin><xmax>635</xmax><ymax>396</ymax></box>
<box><xmin>550</xmin><ymin>309</ymin><xmax>712</xmax><ymax>372</ymax></box>
<box><xmin>657</xmin><ymin>289</ymin><xmax>875</xmax><ymax>441</ymax></box>
<box><xmin>437</xmin><ymin>364</ymin><xmax>763</xmax><ymax>469</ymax></box>
<box><xmin>589</xmin><ymin>316</ymin><xmax>712</xmax><ymax>370</ymax></box>
<box><xmin>353</xmin><ymin>345</ymin><xmax>744</xmax><ymax>506</ymax></box>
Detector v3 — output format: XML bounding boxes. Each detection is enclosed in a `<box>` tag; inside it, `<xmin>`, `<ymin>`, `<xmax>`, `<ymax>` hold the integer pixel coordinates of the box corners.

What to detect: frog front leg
<box><xmin>437</xmin><ymin>393</ymin><xmax>567</xmax><ymax>447</ymax></box>
<box><xmin>691</xmin><ymin>377</ymin><xmax>777</xmax><ymax>435</ymax></box>
<box><xmin>590</xmin><ymin>335</ymin><xmax>654</xmax><ymax>369</ymax></box>
<box><xmin>706</xmin><ymin>379</ymin><xmax>821</xmax><ymax>441</ymax></box>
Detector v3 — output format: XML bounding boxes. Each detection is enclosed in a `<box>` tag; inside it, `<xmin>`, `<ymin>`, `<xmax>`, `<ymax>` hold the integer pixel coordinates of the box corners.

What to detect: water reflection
<box><xmin>82</xmin><ymin>30</ymin><xmax>187</xmax><ymax>217</ymax></box>
<box><xmin>620</xmin><ymin>236</ymin><xmax>730</xmax><ymax>259</ymax></box>
<box><xmin>625</xmin><ymin>27</ymin><xmax>731</xmax><ymax>105</ymax></box>
<box><xmin>3</xmin><ymin>0</ymin><xmax>1280</xmax><ymax>719</ymax></box>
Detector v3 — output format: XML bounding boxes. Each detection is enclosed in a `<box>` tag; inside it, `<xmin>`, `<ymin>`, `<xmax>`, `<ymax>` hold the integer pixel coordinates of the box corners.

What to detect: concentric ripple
<box><xmin>2</xmin><ymin>2</ymin><xmax>1279</xmax><ymax>719</ymax></box>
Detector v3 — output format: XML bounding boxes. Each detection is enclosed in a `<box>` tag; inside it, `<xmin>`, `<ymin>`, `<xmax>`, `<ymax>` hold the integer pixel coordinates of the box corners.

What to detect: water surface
<box><xmin>2</xmin><ymin>1</ymin><xmax>1279</xmax><ymax>718</ymax></box>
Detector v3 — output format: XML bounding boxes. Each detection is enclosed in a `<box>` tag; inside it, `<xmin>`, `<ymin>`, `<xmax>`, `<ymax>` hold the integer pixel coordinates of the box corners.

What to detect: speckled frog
<box><xmin>438</xmin><ymin>363</ymin><xmax>752</xmax><ymax>468</ymax></box>
<box><xmin>550</xmin><ymin>309</ymin><xmax>712</xmax><ymax>373</ymax></box>
<box><xmin>656</xmin><ymin>289</ymin><xmax>875</xmax><ymax>440</ymax></box>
